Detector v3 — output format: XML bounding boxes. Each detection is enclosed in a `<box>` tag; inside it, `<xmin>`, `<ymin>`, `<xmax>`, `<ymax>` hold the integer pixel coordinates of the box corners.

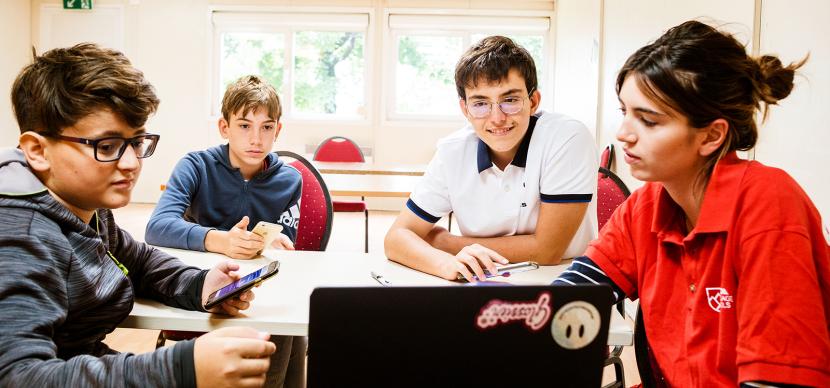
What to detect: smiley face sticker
<box><xmin>550</xmin><ymin>301</ymin><xmax>602</xmax><ymax>349</ymax></box>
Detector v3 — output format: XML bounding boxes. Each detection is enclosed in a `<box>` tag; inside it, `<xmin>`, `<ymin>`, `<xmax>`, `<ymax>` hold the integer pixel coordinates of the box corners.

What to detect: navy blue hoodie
<box><xmin>146</xmin><ymin>144</ymin><xmax>302</xmax><ymax>250</ymax></box>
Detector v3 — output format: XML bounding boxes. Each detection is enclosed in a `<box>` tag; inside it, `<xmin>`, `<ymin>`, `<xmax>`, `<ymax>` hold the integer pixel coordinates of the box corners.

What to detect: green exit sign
<box><xmin>63</xmin><ymin>0</ymin><xmax>92</xmax><ymax>10</ymax></box>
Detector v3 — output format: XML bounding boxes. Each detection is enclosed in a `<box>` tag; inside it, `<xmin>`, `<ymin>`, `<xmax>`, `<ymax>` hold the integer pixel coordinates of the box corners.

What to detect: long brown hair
<box><xmin>12</xmin><ymin>43</ymin><xmax>159</xmax><ymax>136</ymax></box>
<box><xmin>616</xmin><ymin>20</ymin><xmax>806</xmax><ymax>185</ymax></box>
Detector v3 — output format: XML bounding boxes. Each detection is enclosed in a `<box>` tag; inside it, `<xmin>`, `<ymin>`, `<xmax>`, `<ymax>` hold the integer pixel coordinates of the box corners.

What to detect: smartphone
<box><xmin>251</xmin><ymin>221</ymin><xmax>284</xmax><ymax>254</ymax></box>
<box><xmin>203</xmin><ymin>261</ymin><xmax>280</xmax><ymax>310</ymax></box>
<box><xmin>456</xmin><ymin>261</ymin><xmax>540</xmax><ymax>281</ymax></box>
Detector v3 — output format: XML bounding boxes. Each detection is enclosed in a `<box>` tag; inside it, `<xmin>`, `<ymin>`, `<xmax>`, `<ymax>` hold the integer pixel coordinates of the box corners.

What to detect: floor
<box><xmin>105</xmin><ymin>203</ymin><xmax>641</xmax><ymax>386</ymax></box>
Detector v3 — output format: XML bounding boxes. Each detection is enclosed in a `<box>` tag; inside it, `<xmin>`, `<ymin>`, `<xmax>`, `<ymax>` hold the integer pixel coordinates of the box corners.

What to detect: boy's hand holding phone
<box><xmin>251</xmin><ymin>221</ymin><xmax>293</xmax><ymax>253</ymax></box>
<box><xmin>443</xmin><ymin>243</ymin><xmax>509</xmax><ymax>282</ymax></box>
<box><xmin>206</xmin><ymin>216</ymin><xmax>265</xmax><ymax>259</ymax></box>
<box><xmin>203</xmin><ymin>261</ymin><xmax>256</xmax><ymax>315</ymax></box>
<box><xmin>269</xmin><ymin>233</ymin><xmax>295</xmax><ymax>251</ymax></box>
<box><xmin>194</xmin><ymin>326</ymin><xmax>276</xmax><ymax>388</ymax></box>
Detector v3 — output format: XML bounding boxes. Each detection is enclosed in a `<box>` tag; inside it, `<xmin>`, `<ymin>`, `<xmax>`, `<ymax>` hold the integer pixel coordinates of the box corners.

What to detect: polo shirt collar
<box><xmin>476</xmin><ymin>114</ymin><xmax>539</xmax><ymax>173</ymax></box>
<box><xmin>651</xmin><ymin>151</ymin><xmax>748</xmax><ymax>238</ymax></box>
<box><xmin>695</xmin><ymin>151</ymin><xmax>746</xmax><ymax>233</ymax></box>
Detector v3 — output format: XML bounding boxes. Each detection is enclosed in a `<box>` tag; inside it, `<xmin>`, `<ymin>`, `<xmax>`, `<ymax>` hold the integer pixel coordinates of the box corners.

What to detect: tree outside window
<box><xmin>293</xmin><ymin>31</ymin><xmax>365</xmax><ymax>117</ymax></box>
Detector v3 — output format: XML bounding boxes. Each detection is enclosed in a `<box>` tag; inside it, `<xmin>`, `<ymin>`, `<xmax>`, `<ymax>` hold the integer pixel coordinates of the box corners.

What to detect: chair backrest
<box><xmin>597</xmin><ymin>167</ymin><xmax>631</xmax><ymax>231</ymax></box>
<box><xmin>312</xmin><ymin>136</ymin><xmax>365</xmax><ymax>162</ymax></box>
<box><xmin>634</xmin><ymin>305</ymin><xmax>662</xmax><ymax>388</ymax></box>
<box><xmin>600</xmin><ymin>143</ymin><xmax>615</xmax><ymax>171</ymax></box>
<box><xmin>277</xmin><ymin>151</ymin><xmax>333</xmax><ymax>251</ymax></box>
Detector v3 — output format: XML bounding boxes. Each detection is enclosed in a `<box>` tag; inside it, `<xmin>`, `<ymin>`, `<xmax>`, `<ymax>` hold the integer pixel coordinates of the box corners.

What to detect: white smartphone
<box><xmin>251</xmin><ymin>221</ymin><xmax>284</xmax><ymax>254</ymax></box>
<box><xmin>456</xmin><ymin>261</ymin><xmax>540</xmax><ymax>281</ymax></box>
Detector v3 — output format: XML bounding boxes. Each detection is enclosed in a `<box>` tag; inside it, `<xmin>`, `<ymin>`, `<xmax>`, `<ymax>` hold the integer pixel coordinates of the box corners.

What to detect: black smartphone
<box><xmin>203</xmin><ymin>261</ymin><xmax>280</xmax><ymax>310</ymax></box>
<box><xmin>456</xmin><ymin>261</ymin><xmax>540</xmax><ymax>281</ymax></box>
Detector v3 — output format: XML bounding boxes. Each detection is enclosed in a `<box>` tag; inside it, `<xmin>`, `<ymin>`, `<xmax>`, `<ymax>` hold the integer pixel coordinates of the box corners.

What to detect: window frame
<box><xmin>381</xmin><ymin>8</ymin><xmax>555</xmax><ymax>125</ymax></box>
<box><xmin>209</xmin><ymin>7</ymin><xmax>374</xmax><ymax>125</ymax></box>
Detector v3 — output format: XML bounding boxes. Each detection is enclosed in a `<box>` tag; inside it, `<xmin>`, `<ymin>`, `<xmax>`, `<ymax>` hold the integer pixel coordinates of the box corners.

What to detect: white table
<box><xmin>312</xmin><ymin>161</ymin><xmax>426</xmax><ymax>176</ymax></box>
<box><xmin>321</xmin><ymin>173</ymin><xmax>420</xmax><ymax>198</ymax></box>
<box><xmin>121</xmin><ymin>248</ymin><xmax>633</xmax><ymax>346</ymax></box>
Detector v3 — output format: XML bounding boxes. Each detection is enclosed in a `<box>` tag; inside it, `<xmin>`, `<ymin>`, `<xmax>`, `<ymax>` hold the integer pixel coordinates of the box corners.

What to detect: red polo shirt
<box><xmin>587</xmin><ymin>152</ymin><xmax>830</xmax><ymax>387</ymax></box>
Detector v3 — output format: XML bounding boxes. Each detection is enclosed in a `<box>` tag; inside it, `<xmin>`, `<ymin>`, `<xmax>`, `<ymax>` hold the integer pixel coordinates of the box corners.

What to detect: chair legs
<box><xmin>155</xmin><ymin>331</ymin><xmax>166</xmax><ymax>349</ymax></box>
<box><xmin>602</xmin><ymin>345</ymin><xmax>625</xmax><ymax>388</ymax></box>
<box><xmin>364</xmin><ymin>208</ymin><xmax>369</xmax><ymax>253</ymax></box>
<box><xmin>447</xmin><ymin>212</ymin><xmax>453</xmax><ymax>233</ymax></box>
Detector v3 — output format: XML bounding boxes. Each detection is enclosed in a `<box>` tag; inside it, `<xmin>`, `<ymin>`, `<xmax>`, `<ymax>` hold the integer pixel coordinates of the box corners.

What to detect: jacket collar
<box><xmin>476</xmin><ymin>114</ymin><xmax>539</xmax><ymax>173</ymax></box>
<box><xmin>213</xmin><ymin>144</ymin><xmax>283</xmax><ymax>180</ymax></box>
<box><xmin>651</xmin><ymin>151</ymin><xmax>748</xmax><ymax>241</ymax></box>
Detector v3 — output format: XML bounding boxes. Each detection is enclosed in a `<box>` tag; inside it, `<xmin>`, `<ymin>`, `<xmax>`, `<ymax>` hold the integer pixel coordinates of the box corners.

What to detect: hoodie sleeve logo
<box><xmin>475</xmin><ymin>292</ymin><xmax>552</xmax><ymax>331</ymax></box>
<box><xmin>705</xmin><ymin>287</ymin><xmax>733</xmax><ymax>312</ymax></box>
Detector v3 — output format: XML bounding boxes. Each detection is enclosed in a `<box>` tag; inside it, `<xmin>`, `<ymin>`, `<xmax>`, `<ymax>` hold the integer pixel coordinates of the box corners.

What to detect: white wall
<box><xmin>552</xmin><ymin>0</ymin><xmax>601</xmax><ymax>134</ymax></box>
<box><xmin>756</xmin><ymin>0</ymin><xmax>830</xmax><ymax>220</ymax></box>
<box><xmin>595</xmin><ymin>0</ymin><xmax>830</xmax><ymax>221</ymax></box>
<box><xmin>597</xmin><ymin>0</ymin><xmax>756</xmax><ymax>192</ymax></box>
<box><xmin>0</xmin><ymin>0</ymin><xmax>31</xmax><ymax>147</ymax></box>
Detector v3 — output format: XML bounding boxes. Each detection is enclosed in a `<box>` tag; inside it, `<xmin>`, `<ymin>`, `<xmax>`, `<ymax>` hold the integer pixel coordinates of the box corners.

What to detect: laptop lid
<box><xmin>308</xmin><ymin>285</ymin><xmax>612</xmax><ymax>388</ymax></box>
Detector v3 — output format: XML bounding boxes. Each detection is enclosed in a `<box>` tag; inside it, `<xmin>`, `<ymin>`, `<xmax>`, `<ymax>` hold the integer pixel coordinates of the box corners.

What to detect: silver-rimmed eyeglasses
<box><xmin>464</xmin><ymin>93</ymin><xmax>533</xmax><ymax>119</ymax></box>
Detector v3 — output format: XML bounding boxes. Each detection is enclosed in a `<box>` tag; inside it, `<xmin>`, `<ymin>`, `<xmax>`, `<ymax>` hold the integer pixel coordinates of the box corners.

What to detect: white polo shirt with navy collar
<box><xmin>407</xmin><ymin>110</ymin><xmax>598</xmax><ymax>259</ymax></box>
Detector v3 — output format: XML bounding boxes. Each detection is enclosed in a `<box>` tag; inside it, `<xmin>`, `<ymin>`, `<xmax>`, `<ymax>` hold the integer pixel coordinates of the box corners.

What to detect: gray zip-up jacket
<box><xmin>0</xmin><ymin>148</ymin><xmax>206</xmax><ymax>387</ymax></box>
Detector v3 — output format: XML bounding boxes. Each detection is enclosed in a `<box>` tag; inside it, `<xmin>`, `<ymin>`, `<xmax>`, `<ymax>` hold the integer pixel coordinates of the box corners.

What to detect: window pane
<box><xmin>293</xmin><ymin>31</ymin><xmax>365</xmax><ymax>117</ymax></box>
<box><xmin>220</xmin><ymin>32</ymin><xmax>285</xmax><ymax>92</ymax></box>
<box><xmin>395</xmin><ymin>35</ymin><xmax>463</xmax><ymax>116</ymax></box>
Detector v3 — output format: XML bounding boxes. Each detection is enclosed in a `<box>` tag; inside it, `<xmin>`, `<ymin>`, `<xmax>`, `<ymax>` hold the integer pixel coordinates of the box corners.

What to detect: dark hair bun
<box><xmin>756</xmin><ymin>55</ymin><xmax>798</xmax><ymax>103</ymax></box>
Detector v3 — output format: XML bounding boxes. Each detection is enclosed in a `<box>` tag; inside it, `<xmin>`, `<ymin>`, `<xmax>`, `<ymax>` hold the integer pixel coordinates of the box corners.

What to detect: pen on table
<box><xmin>371</xmin><ymin>271</ymin><xmax>392</xmax><ymax>286</ymax></box>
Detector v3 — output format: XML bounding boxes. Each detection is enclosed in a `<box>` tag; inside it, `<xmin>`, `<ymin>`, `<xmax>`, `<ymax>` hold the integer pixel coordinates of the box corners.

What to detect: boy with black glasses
<box><xmin>385</xmin><ymin>36</ymin><xmax>599</xmax><ymax>282</ymax></box>
<box><xmin>0</xmin><ymin>43</ymin><xmax>275</xmax><ymax>387</ymax></box>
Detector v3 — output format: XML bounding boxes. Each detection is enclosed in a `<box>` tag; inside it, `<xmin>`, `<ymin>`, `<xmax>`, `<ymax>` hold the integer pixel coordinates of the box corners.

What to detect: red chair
<box><xmin>597</xmin><ymin>162</ymin><xmax>631</xmax><ymax>388</ymax></box>
<box><xmin>313</xmin><ymin>136</ymin><xmax>365</xmax><ymax>163</ymax></box>
<box><xmin>313</xmin><ymin>136</ymin><xmax>369</xmax><ymax>253</ymax></box>
<box><xmin>634</xmin><ymin>304</ymin><xmax>664</xmax><ymax>387</ymax></box>
<box><xmin>277</xmin><ymin>151</ymin><xmax>333</xmax><ymax>251</ymax></box>
<box><xmin>155</xmin><ymin>152</ymin><xmax>334</xmax><ymax>349</ymax></box>
<box><xmin>600</xmin><ymin>143</ymin><xmax>615</xmax><ymax>171</ymax></box>
<box><xmin>597</xmin><ymin>166</ymin><xmax>631</xmax><ymax>231</ymax></box>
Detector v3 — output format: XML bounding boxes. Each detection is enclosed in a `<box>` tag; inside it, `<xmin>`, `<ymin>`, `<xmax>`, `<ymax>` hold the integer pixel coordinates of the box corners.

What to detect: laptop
<box><xmin>307</xmin><ymin>285</ymin><xmax>612</xmax><ymax>388</ymax></box>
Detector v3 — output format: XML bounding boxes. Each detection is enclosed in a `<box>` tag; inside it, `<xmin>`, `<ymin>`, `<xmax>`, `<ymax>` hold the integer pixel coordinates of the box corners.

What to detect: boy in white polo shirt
<box><xmin>384</xmin><ymin>36</ymin><xmax>598</xmax><ymax>282</ymax></box>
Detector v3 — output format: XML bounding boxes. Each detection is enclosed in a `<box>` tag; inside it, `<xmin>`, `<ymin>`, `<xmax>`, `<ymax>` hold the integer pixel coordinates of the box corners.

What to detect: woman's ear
<box><xmin>18</xmin><ymin>131</ymin><xmax>51</xmax><ymax>172</ymax></box>
<box><xmin>699</xmin><ymin>118</ymin><xmax>729</xmax><ymax>157</ymax></box>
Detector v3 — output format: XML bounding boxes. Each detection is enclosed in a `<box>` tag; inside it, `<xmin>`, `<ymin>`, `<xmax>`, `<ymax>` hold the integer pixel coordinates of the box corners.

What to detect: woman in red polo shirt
<box><xmin>555</xmin><ymin>20</ymin><xmax>830</xmax><ymax>387</ymax></box>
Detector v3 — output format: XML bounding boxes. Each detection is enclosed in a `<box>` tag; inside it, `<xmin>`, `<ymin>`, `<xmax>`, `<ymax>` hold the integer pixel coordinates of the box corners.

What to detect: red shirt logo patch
<box><xmin>705</xmin><ymin>287</ymin><xmax>734</xmax><ymax>312</ymax></box>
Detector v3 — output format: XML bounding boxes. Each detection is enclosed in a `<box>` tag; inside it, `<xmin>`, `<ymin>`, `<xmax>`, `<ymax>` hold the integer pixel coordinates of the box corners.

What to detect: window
<box><xmin>212</xmin><ymin>12</ymin><xmax>369</xmax><ymax>120</ymax></box>
<box><xmin>395</xmin><ymin>34</ymin><xmax>463</xmax><ymax>116</ymax></box>
<box><xmin>220</xmin><ymin>32</ymin><xmax>285</xmax><ymax>94</ymax></box>
<box><xmin>387</xmin><ymin>14</ymin><xmax>551</xmax><ymax>121</ymax></box>
<box><xmin>293</xmin><ymin>31</ymin><xmax>365</xmax><ymax>117</ymax></box>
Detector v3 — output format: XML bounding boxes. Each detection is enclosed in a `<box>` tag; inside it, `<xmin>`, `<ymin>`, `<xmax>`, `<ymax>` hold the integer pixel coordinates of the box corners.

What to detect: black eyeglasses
<box><xmin>50</xmin><ymin>133</ymin><xmax>161</xmax><ymax>162</ymax></box>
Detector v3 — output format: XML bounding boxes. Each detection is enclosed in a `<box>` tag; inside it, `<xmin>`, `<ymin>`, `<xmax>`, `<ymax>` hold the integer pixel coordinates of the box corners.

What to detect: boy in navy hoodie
<box><xmin>146</xmin><ymin>75</ymin><xmax>304</xmax><ymax>387</ymax></box>
<box><xmin>146</xmin><ymin>75</ymin><xmax>301</xmax><ymax>258</ymax></box>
